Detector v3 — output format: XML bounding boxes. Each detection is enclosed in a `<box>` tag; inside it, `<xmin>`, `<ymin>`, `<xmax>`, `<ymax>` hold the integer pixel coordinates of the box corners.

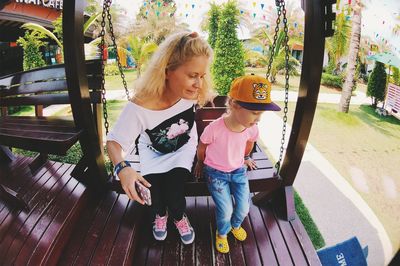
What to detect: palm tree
<box><xmin>250</xmin><ymin>28</ymin><xmax>301</xmax><ymax>83</ymax></box>
<box><xmin>122</xmin><ymin>36</ymin><xmax>158</xmax><ymax>77</ymax></box>
<box><xmin>339</xmin><ymin>0</ymin><xmax>363</xmax><ymax>113</ymax></box>
<box><xmin>325</xmin><ymin>11</ymin><xmax>351</xmax><ymax>74</ymax></box>
<box><xmin>131</xmin><ymin>0</ymin><xmax>186</xmax><ymax>45</ymax></box>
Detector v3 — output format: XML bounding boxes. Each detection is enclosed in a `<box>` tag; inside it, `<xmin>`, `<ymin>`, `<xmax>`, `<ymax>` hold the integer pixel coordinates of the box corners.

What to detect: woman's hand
<box><xmin>194</xmin><ymin>161</ymin><xmax>204</xmax><ymax>181</ymax></box>
<box><xmin>118</xmin><ymin>167</ymin><xmax>151</xmax><ymax>204</ymax></box>
<box><xmin>244</xmin><ymin>158</ymin><xmax>257</xmax><ymax>170</ymax></box>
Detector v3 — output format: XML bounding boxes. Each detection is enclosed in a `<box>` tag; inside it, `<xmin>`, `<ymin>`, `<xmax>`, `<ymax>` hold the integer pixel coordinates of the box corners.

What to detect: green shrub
<box><xmin>207</xmin><ymin>3</ymin><xmax>220</xmax><ymax>49</ymax></box>
<box><xmin>105</xmin><ymin>64</ymin><xmax>120</xmax><ymax>76</ymax></box>
<box><xmin>321</xmin><ymin>73</ymin><xmax>343</xmax><ymax>89</ymax></box>
<box><xmin>367</xmin><ymin>62</ymin><xmax>386</xmax><ymax>107</ymax></box>
<box><xmin>212</xmin><ymin>1</ymin><xmax>245</xmax><ymax>95</ymax></box>
<box><xmin>17</xmin><ymin>31</ymin><xmax>47</xmax><ymax>71</ymax></box>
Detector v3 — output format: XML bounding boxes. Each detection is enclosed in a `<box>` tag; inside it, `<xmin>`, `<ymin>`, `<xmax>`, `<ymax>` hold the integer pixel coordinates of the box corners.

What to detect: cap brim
<box><xmin>237</xmin><ymin>101</ymin><xmax>281</xmax><ymax>111</ymax></box>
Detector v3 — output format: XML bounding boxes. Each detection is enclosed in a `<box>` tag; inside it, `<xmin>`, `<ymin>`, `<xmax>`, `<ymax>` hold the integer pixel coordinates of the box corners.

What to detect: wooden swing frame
<box><xmin>0</xmin><ymin>0</ymin><xmax>336</xmax><ymax>264</ymax></box>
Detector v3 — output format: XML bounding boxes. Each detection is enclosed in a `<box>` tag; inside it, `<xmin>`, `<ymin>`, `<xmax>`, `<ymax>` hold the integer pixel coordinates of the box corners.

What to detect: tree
<box><xmin>21</xmin><ymin>13</ymin><xmax>101</xmax><ymax>62</ymax></box>
<box><xmin>367</xmin><ymin>62</ymin><xmax>386</xmax><ymax>107</ymax></box>
<box><xmin>132</xmin><ymin>0</ymin><xmax>186</xmax><ymax>45</ymax></box>
<box><xmin>16</xmin><ymin>31</ymin><xmax>47</xmax><ymax>71</ymax></box>
<box><xmin>207</xmin><ymin>2</ymin><xmax>220</xmax><ymax>49</ymax></box>
<box><xmin>123</xmin><ymin>36</ymin><xmax>158</xmax><ymax>77</ymax></box>
<box><xmin>325</xmin><ymin>11</ymin><xmax>351</xmax><ymax>74</ymax></box>
<box><xmin>391</xmin><ymin>67</ymin><xmax>400</xmax><ymax>86</ymax></box>
<box><xmin>339</xmin><ymin>0</ymin><xmax>362</xmax><ymax>113</ymax></box>
<box><xmin>212</xmin><ymin>1</ymin><xmax>245</xmax><ymax>95</ymax></box>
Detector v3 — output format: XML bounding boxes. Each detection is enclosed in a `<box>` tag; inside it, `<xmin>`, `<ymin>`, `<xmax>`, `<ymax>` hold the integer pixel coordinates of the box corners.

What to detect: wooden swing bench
<box><xmin>0</xmin><ymin>0</ymin><xmax>336</xmax><ymax>263</ymax></box>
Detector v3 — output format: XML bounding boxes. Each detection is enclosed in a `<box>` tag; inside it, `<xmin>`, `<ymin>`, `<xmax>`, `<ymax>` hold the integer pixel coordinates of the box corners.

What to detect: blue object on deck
<box><xmin>317</xmin><ymin>237</ymin><xmax>368</xmax><ymax>266</ymax></box>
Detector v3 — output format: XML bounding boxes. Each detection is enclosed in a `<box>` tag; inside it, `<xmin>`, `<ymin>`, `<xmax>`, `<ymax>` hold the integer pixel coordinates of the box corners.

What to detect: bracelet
<box><xmin>244</xmin><ymin>155</ymin><xmax>250</xmax><ymax>160</ymax></box>
<box><xmin>114</xmin><ymin>160</ymin><xmax>131</xmax><ymax>177</ymax></box>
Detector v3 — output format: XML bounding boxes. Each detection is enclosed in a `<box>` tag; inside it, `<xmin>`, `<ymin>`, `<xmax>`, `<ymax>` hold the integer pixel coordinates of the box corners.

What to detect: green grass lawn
<box><xmin>280</xmin><ymin>101</ymin><xmax>400</xmax><ymax>249</ymax></box>
<box><xmin>104</xmin><ymin>69</ymin><xmax>138</xmax><ymax>91</ymax></box>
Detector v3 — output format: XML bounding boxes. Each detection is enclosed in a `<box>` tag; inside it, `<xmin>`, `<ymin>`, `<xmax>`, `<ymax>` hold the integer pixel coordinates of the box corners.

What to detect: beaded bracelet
<box><xmin>113</xmin><ymin>160</ymin><xmax>131</xmax><ymax>177</ymax></box>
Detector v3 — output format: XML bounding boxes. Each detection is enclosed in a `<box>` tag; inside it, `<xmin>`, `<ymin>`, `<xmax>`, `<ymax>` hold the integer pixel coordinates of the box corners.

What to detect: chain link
<box><xmin>270</xmin><ymin>0</ymin><xmax>290</xmax><ymax>175</ymax></box>
<box><xmin>99</xmin><ymin>0</ymin><xmax>130</xmax><ymax>175</ymax></box>
<box><xmin>99</xmin><ymin>0</ymin><xmax>130</xmax><ymax>136</ymax></box>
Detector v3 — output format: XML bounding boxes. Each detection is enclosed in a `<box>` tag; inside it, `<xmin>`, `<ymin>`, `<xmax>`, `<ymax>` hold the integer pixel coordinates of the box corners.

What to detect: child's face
<box><xmin>232</xmin><ymin>103</ymin><xmax>264</xmax><ymax>128</ymax></box>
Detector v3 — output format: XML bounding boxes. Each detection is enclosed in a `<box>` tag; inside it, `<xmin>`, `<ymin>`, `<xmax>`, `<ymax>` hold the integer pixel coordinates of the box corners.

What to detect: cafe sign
<box><xmin>15</xmin><ymin>0</ymin><xmax>63</xmax><ymax>10</ymax></box>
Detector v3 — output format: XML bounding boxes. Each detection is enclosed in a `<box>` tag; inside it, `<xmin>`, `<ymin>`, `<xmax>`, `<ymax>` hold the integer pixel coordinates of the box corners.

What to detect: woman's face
<box><xmin>165</xmin><ymin>55</ymin><xmax>209</xmax><ymax>101</ymax></box>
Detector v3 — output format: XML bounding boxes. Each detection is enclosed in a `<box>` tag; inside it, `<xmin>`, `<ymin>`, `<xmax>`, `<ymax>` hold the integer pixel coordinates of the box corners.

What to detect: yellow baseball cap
<box><xmin>228</xmin><ymin>74</ymin><xmax>281</xmax><ymax>111</ymax></box>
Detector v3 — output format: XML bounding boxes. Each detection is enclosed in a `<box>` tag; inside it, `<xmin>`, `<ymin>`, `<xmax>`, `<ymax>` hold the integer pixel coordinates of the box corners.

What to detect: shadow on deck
<box><xmin>0</xmin><ymin>156</ymin><xmax>320</xmax><ymax>265</ymax></box>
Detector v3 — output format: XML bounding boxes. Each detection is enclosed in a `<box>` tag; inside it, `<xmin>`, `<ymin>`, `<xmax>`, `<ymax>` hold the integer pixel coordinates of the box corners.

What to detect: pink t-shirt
<box><xmin>200</xmin><ymin>116</ymin><xmax>259</xmax><ymax>172</ymax></box>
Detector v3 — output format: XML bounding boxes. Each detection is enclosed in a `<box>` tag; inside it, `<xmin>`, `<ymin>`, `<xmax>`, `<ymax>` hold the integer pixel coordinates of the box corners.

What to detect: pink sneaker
<box><xmin>153</xmin><ymin>214</ymin><xmax>168</xmax><ymax>241</ymax></box>
<box><xmin>174</xmin><ymin>214</ymin><xmax>195</xmax><ymax>244</ymax></box>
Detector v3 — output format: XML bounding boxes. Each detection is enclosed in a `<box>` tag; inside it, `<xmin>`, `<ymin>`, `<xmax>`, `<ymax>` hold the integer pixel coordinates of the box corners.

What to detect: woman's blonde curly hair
<box><xmin>132</xmin><ymin>31</ymin><xmax>215</xmax><ymax>106</ymax></box>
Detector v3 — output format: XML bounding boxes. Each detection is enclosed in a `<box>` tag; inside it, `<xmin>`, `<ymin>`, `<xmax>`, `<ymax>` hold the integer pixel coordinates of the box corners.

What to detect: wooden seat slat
<box><xmin>15</xmin><ymin>176</ymin><xmax>80</xmax><ymax>265</ymax></box>
<box><xmin>72</xmin><ymin>190</ymin><xmax>119</xmax><ymax>265</ymax></box>
<box><xmin>0</xmin><ymin>130</ymin><xmax>82</xmax><ymax>155</ymax></box>
<box><xmin>248</xmin><ymin>199</ymin><xmax>279</xmax><ymax>265</ymax></box>
<box><xmin>90</xmin><ymin>194</ymin><xmax>130</xmax><ymax>265</ymax></box>
<box><xmin>107</xmin><ymin>200</ymin><xmax>144</xmax><ymax>265</ymax></box>
<box><xmin>259</xmin><ymin>204</ymin><xmax>294</xmax><ymax>266</ymax></box>
<box><xmin>0</xmin><ymin>163</ymin><xmax>73</xmax><ymax>264</ymax></box>
<box><xmin>0</xmin><ymin>122</ymin><xmax>76</xmax><ymax>133</ymax></box>
<box><xmin>1</xmin><ymin>116</ymin><xmax>75</xmax><ymax>126</ymax></box>
<box><xmin>0</xmin><ymin>91</ymin><xmax>101</xmax><ymax>106</ymax></box>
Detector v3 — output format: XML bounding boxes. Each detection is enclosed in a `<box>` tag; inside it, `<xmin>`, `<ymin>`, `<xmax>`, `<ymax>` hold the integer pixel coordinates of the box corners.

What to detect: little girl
<box><xmin>195</xmin><ymin>74</ymin><xmax>280</xmax><ymax>253</ymax></box>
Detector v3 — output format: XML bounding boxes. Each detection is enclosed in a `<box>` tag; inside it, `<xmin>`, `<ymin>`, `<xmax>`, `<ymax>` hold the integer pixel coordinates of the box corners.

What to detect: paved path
<box><xmin>43</xmin><ymin>89</ymin><xmax>393</xmax><ymax>265</ymax></box>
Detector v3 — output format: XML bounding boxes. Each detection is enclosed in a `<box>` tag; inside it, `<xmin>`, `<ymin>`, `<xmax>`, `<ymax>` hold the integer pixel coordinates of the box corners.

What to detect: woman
<box><xmin>106</xmin><ymin>31</ymin><xmax>214</xmax><ymax>245</ymax></box>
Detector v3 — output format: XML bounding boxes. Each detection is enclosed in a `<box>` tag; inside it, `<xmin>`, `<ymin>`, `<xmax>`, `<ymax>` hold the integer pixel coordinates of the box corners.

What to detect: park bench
<box><xmin>108</xmin><ymin>95</ymin><xmax>280</xmax><ymax>196</ymax></box>
<box><xmin>0</xmin><ymin>59</ymin><xmax>102</xmax><ymax>158</ymax></box>
<box><xmin>0</xmin><ymin>59</ymin><xmax>102</xmax><ymax>208</ymax></box>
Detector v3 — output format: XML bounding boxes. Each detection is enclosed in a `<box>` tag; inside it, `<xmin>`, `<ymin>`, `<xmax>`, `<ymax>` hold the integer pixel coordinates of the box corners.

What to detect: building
<box><xmin>0</xmin><ymin>0</ymin><xmax>63</xmax><ymax>76</ymax></box>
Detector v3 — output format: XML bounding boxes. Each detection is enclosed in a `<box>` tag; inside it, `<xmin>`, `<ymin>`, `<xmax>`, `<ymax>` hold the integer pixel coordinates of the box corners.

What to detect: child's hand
<box><xmin>244</xmin><ymin>158</ymin><xmax>257</xmax><ymax>170</ymax></box>
<box><xmin>194</xmin><ymin>161</ymin><xmax>204</xmax><ymax>180</ymax></box>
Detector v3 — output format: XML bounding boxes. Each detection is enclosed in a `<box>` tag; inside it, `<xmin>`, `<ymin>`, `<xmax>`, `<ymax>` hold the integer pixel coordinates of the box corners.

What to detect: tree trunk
<box><xmin>339</xmin><ymin>0</ymin><xmax>362</xmax><ymax>113</ymax></box>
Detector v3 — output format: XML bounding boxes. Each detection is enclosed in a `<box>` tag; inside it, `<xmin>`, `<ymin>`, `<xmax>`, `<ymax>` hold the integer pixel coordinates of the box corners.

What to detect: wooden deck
<box><xmin>0</xmin><ymin>155</ymin><xmax>320</xmax><ymax>265</ymax></box>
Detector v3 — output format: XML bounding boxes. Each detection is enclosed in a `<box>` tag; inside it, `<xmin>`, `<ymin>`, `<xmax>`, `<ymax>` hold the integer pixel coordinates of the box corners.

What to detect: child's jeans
<box><xmin>203</xmin><ymin>165</ymin><xmax>250</xmax><ymax>236</ymax></box>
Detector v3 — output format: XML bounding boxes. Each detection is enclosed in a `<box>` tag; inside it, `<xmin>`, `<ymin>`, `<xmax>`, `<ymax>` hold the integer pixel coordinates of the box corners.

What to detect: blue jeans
<box><xmin>203</xmin><ymin>165</ymin><xmax>250</xmax><ymax>236</ymax></box>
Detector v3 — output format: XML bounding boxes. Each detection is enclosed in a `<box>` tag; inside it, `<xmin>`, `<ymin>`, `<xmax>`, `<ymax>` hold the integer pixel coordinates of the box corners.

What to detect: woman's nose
<box><xmin>194</xmin><ymin>77</ymin><xmax>202</xmax><ymax>87</ymax></box>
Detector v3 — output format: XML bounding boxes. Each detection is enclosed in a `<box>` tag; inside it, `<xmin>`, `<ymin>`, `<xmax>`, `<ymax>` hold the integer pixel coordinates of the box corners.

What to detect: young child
<box><xmin>195</xmin><ymin>74</ymin><xmax>280</xmax><ymax>253</ymax></box>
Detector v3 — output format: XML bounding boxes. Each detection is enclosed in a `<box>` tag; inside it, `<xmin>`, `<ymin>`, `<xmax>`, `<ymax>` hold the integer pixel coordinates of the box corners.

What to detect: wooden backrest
<box><xmin>195</xmin><ymin>96</ymin><xmax>227</xmax><ymax>136</ymax></box>
<box><xmin>0</xmin><ymin>60</ymin><xmax>102</xmax><ymax>111</ymax></box>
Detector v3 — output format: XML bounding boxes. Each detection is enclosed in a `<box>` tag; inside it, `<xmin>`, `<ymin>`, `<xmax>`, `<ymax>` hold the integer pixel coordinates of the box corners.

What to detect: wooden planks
<box><xmin>0</xmin><ymin>156</ymin><xmax>89</xmax><ymax>265</ymax></box>
<box><xmin>122</xmin><ymin>196</ymin><xmax>319</xmax><ymax>266</ymax></box>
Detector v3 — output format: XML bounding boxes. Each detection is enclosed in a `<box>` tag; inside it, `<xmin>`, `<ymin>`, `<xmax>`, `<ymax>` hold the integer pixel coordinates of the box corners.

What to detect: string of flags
<box><xmin>139</xmin><ymin>0</ymin><xmax>398</xmax><ymax>52</ymax></box>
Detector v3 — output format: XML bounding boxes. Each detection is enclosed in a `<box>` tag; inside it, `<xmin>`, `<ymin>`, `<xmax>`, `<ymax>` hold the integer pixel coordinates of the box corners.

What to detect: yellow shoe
<box><xmin>231</xmin><ymin>226</ymin><xmax>247</xmax><ymax>241</ymax></box>
<box><xmin>216</xmin><ymin>233</ymin><xmax>229</xmax><ymax>253</ymax></box>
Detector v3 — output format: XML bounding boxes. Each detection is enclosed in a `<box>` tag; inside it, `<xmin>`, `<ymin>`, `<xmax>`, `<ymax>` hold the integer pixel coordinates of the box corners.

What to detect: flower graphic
<box><xmin>166</xmin><ymin>120</ymin><xmax>189</xmax><ymax>139</ymax></box>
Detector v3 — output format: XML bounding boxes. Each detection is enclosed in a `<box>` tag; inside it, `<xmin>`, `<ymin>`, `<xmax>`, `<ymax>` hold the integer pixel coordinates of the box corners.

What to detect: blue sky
<box><xmin>116</xmin><ymin>0</ymin><xmax>400</xmax><ymax>54</ymax></box>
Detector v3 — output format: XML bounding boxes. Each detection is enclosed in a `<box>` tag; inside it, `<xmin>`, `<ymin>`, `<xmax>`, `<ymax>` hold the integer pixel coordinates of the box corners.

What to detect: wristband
<box><xmin>114</xmin><ymin>160</ymin><xmax>131</xmax><ymax>177</ymax></box>
<box><xmin>244</xmin><ymin>155</ymin><xmax>250</xmax><ymax>160</ymax></box>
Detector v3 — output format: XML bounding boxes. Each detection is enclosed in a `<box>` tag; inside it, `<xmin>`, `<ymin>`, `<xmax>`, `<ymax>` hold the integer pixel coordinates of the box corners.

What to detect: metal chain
<box><xmin>100</xmin><ymin>0</ymin><xmax>109</xmax><ymax>135</ymax></box>
<box><xmin>105</xmin><ymin>2</ymin><xmax>130</xmax><ymax>101</ymax></box>
<box><xmin>100</xmin><ymin>0</ymin><xmax>130</xmax><ymax>137</ymax></box>
<box><xmin>266</xmin><ymin>1</ymin><xmax>282</xmax><ymax>79</ymax></box>
<box><xmin>274</xmin><ymin>0</ymin><xmax>290</xmax><ymax>174</ymax></box>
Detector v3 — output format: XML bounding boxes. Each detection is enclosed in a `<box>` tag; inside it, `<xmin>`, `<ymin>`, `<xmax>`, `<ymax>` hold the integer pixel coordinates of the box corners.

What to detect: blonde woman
<box><xmin>107</xmin><ymin>31</ymin><xmax>214</xmax><ymax>244</ymax></box>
